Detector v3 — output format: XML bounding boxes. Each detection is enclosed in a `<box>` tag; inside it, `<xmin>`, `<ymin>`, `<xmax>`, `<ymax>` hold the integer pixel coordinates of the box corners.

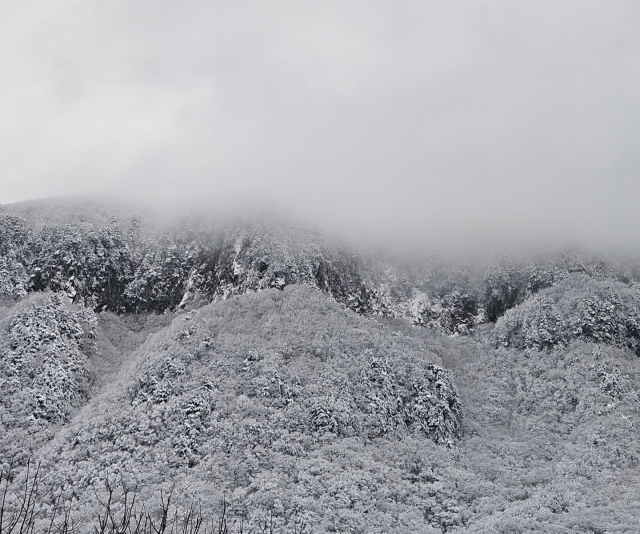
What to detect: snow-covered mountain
<box><xmin>1</xmin><ymin>198</ymin><xmax>640</xmax><ymax>533</ymax></box>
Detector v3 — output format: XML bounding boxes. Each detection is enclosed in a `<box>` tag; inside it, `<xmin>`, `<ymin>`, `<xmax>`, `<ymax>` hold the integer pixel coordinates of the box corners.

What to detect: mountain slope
<box><xmin>1</xmin><ymin>198</ymin><xmax>640</xmax><ymax>532</ymax></box>
<box><xmin>4</xmin><ymin>199</ymin><xmax>638</xmax><ymax>340</ymax></box>
<box><xmin>0</xmin><ymin>284</ymin><xmax>632</xmax><ymax>533</ymax></box>
<box><xmin>34</xmin><ymin>285</ymin><xmax>460</xmax><ymax>533</ymax></box>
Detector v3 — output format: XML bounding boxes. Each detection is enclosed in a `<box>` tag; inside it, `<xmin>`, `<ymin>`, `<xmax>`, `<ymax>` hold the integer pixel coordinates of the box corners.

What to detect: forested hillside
<box><xmin>1</xmin><ymin>199</ymin><xmax>640</xmax><ymax>533</ymax></box>
<box><xmin>3</xmin><ymin>200</ymin><xmax>637</xmax><ymax>336</ymax></box>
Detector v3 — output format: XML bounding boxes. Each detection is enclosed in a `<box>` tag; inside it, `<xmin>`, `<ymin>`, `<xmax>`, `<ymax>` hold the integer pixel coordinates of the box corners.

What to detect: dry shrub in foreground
<box><xmin>0</xmin><ymin>462</ymin><xmax>299</xmax><ymax>534</ymax></box>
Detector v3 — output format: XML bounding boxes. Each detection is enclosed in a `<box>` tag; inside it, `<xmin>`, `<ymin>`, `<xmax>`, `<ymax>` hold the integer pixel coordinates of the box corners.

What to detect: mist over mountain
<box><xmin>3</xmin><ymin>1</ymin><xmax>640</xmax><ymax>253</ymax></box>
<box><xmin>2</xmin><ymin>0</ymin><xmax>639</xmax><ymax>530</ymax></box>
<box><xmin>1</xmin><ymin>197</ymin><xmax>640</xmax><ymax>533</ymax></box>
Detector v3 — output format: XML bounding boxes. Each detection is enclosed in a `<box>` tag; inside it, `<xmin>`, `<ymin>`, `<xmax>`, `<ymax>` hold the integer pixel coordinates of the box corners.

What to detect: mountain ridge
<box><xmin>1</xmin><ymin>197</ymin><xmax>640</xmax><ymax>533</ymax></box>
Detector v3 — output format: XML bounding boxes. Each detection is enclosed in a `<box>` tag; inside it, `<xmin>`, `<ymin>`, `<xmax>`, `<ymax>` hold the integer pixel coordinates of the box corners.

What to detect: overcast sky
<box><xmin>1</xmin><ymin>1</ymin><xmax>639</xmax><ymax>250</ymax></box>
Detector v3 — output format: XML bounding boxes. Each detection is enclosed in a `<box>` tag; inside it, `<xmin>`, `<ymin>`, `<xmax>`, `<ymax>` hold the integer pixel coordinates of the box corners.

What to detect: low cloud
<box><xmin>1</xmin><ymin>0</ymin><xmax>639</xmax><ymax>252</ymax></box>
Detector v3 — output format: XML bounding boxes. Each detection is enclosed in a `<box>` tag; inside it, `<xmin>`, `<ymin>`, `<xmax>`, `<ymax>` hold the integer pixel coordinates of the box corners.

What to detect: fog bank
<box><xmin>1</xmin><ymin>1</ymin><xmax>639</xmax><ymax>252</ymax></box>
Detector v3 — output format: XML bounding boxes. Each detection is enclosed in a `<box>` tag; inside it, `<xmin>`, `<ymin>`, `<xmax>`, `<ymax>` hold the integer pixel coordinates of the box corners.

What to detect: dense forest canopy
<box><xmin>1</xmin><ymin>198</ymin><xmax>639</xmax><ymax>533</ymax></box>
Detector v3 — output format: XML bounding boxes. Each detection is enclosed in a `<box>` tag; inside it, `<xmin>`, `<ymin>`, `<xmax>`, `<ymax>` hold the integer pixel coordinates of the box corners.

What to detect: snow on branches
<box><xmin>0</xmin><ymin>293</ymin><xmax>96</xmax><ymax>423</ymax></box>
<box><xmin>495</xmin><ymin>275</ymin><xmax>640</xmax><ymax>354</ymax></box>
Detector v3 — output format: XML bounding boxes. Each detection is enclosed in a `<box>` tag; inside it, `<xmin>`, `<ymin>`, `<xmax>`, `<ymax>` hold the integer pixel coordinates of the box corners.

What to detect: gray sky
<box><xmin>1</xmin><ymin>1</ymin><xmax>639</xmax><ymax>250</ymax></box>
